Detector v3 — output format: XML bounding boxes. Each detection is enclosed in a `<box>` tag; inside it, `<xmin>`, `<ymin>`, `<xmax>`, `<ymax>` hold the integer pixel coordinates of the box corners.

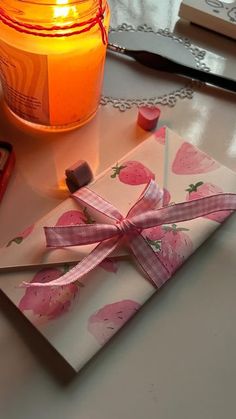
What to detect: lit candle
<box><xmin>0</xmin><ymin>0</ymin><xmax>110</xmax><ymax>130</ymax></box>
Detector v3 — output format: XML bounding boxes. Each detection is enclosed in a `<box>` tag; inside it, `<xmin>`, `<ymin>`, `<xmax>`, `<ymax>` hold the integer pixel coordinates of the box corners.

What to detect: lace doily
<box><xmin>101</xmin><ymin>24</ymin><xmax>210</xmax><ymax>111</ymax></box>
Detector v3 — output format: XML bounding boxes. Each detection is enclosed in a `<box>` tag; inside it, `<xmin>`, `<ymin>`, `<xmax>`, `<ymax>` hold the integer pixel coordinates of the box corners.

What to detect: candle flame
<box><xmin>54</xmin><ymin>0</ymin><xmax>77</xmax><ymax>20</ymax></box>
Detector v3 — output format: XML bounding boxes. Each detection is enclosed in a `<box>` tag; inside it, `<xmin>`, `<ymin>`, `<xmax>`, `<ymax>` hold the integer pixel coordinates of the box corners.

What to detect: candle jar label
<box><xmin>0</xmin><ymin>40</ymin><xmax>50</xmax><ymax>125</ymax></box>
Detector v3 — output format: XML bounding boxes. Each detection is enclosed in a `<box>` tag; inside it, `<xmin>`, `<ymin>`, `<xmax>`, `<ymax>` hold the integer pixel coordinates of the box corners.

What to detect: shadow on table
<box><xmin>0</xmin><ymin>96</ymin><xmax>102</xmax><ymax>200</ymax></box>
<box><xmin>0</xmin><ymin>291</ymin><xmax>77</xmax><ymax>385</ymax></box>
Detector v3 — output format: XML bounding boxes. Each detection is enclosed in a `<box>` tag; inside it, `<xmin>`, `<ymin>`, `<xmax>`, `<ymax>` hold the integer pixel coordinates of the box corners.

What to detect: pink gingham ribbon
<box><xmin>24</xmin><ymin>180</ymin><xmax>236</xmax><ymax>289</ymax></box>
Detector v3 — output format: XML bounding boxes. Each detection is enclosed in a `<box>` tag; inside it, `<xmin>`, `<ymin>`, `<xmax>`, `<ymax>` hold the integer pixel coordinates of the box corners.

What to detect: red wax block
<box><xmin>65</xmin><ymin>160</ymin><xmax>93</xmax><ymax>193</ymax></box>
<box><xmin>137</xmin><ymin>106</ymin><xmax>161</xmax><ymax>131</ymax></box>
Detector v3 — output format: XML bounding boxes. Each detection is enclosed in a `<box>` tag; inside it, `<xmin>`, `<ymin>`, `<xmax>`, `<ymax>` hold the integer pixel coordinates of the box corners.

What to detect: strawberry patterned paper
<box><xmin>185</xmin><ymin>182</ymin><xmax>232</xmax><ymax>223</ymax></box>
<box><xmin>7</xmin><ymin>224</ymin><xmax>34</xmax><ymax>247</ymax></box>
<box><xmin>172</xmin><ymin>141</ymin><xmax>220</xmax><ymax>174</ymax></box>
<box><xmin>144</xmin><ymin>224</ymin><xmax>193</xmax><ymax>274</ymax></box>
<box><xmin>111</xmin><ymin>161</ymin><xmax>155</xmax><ymax>185</ymax></box>
<box><xmin>18</xmin><ymin>267</ymin><xmax>80</xmax><ymax>322</ymax></box>
<box><xmin>88</xmin><ymin>300</ymin><xmax>141</xmax><ymax>345</ymax></box>
<box><xmin>0</xmin><ymin>127</ymin><xmax>236</xmax><ymax>372</ymax></box>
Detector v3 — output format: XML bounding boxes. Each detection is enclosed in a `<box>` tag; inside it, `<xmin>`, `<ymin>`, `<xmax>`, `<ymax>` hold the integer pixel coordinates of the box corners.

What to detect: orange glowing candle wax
<box><xmin>0</xmin><ymin>0</ymin><xmax>110</xmax><ymax>130</ymax></box>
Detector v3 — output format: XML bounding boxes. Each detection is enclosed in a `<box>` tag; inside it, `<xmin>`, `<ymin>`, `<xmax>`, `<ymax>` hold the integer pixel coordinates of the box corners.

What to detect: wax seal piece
<box><xmin>65</xmin><ymin>178</ymin><xmax>79</xmax><ymax>194</ymax></box>
<box><xmin>137</xmin><ymin>106</ymin><xmax>161</xmax><ymax>131</ymax></box>
<box><xmin>65</xmin><ymin>160</ymin><xmax>93</xmax><ymax>193</ymax></box>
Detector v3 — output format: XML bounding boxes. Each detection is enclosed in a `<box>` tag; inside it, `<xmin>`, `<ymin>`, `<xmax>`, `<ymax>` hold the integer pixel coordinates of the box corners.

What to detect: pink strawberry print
<box><xmin>186</xmin><ymin>182</ymin><xmax>232</xmax><ymax>223</ymax></box>
<box><xmin>55</xmin><ymin>209</ymin><xmax>112</xmax><ymax>271</ymax></box>
<box><xmin>145</xmin><ymin>224</ymin><xmax>193</xmax><ymax>274</ymax></box>
<box><xmin>7</xmin><ymin>224</ymin><xmax>34</xmax><ymax>247</ymax></box>
<box><xmin>154</xmin><ymin>126</ymin><xmax>166</xmax><ymax>145</ymax></box>
<box><xmin>55</xmin><ymin>207</ymin><xmax>94</xmax><ymax>226</ymax></box>
<box><xmin>88</xmin><ymin>300</ymin><xmax>141</xmax><ymax>345</ymax></box>
<box><xmin>143</xmin><ymin>225</ymin><xmax>166</xmax><ymax>245</ymax></box>
<box><xmin>111</xmin><ymin>161</ymin><xmax>155</xmax><ymax>185</ymax></box>
<box><xmin>99</xmin><ymin>258</ymin><xmax>119</xmax><ymax>273</ymax></box>
<box><xmin>143</xmin><ymin>188</ymin><xmax>171</xmax><ymax>242</ymax></box>
<box><xmin>162</xmin><ymin>188</ymin><xmax>171</xmax><ymax>206</ymax></box>
<box><xmin>18</xmin><ymin>267</ymin><xmax>80</xmax><ymax>320</ymax></box>
<box><xmin>172</xmin><ymin>142</ymin><xmax>220</xmax><ymax>175</ymax></box>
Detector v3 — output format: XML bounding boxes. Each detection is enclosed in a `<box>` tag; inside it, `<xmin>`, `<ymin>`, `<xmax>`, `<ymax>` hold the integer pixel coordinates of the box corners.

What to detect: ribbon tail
<box><xmin>22</xmin><ymin>236</ymin><xmax>121</xmax><ymax>288</ymax></box>
<box><xmin>129</xmin><ymin>233</ymin><xmax>171</xmax><ymax>289</ymax></box>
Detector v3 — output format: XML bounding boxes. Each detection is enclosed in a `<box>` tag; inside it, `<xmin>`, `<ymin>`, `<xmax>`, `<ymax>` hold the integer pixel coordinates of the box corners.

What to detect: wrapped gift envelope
<box><xmin>0</xmin><ymin>127</ymin><xmax>236</xmax><ymax>372</ymax></box>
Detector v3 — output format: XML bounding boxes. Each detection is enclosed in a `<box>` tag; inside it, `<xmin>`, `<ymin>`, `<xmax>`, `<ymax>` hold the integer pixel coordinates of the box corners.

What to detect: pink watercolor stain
<box><xmin>88</xmin><ymin>300</ymin><xmax>141</xmax><ymax>345</ymax></box>
<box><xmin>186</xmin><ymin>181</ymin><xmax>232</xmax><ymax>223</ymax></box>
<box><xmin>145</xmin><ymin>224</ymin><xmax>193</xmax><ymax>275</ymax></box>
<box><xmin>111</xmin><ymin>161</ymin><xmax>155</xmax><ymax>185</ymax></box>
<box><xmin>172</xmin><ymin>142</ymin><xmax>220</xmax><ymax>175</ymax></box>
<box><xmin>162</xmin><ymin>188</ymin><xmax>171</xmax><ymax>206</ymax></box>
<box><xmin>99</xmin><ymin>258</ymin><xmax>119</xmax><ymax>273</ymax></box>
<box><xmin>55</xmin><ymin>209</ymin><xmax>87</xmax><ymax>226</ymax></box>
<box><xmin>154</xmin><ymin>126</ymin><xmax>166</xmax><ymax>145</ymax></box>
<box><xmin>7</xmin><ymin>224</ymin><xmax>34</xmax><ymax>247</ymax></box>
<box><xmin>19</xmin><ymin>268</ymin><xmax>79</xmax><ymax>320</ymax></box>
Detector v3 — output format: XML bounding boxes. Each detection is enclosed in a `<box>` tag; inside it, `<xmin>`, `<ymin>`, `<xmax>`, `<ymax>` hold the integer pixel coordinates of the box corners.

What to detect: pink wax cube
<box><xmin>137</xmin><ymin>106</ymin><xmax>161</xmax><ymax>131</ymax></box>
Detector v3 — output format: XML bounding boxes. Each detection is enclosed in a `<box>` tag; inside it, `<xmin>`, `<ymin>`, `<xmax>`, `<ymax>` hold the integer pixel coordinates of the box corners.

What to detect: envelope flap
<box><xmin>0</xmin><ymin>133</ymin><xmax>166</xmax><ymax>271</ymax></box>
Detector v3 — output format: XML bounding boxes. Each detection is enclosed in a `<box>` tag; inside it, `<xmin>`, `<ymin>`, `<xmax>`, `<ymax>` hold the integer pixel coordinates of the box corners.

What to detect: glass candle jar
<box><xmin>0</xmin><ymin>0</ymin><xmax>110</xmax><ymax>130</ymax></box>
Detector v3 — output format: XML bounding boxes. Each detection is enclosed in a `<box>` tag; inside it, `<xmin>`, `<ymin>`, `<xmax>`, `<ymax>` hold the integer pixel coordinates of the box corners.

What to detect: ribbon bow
<box><xmin>24</xmin><ymin>180</ymin><xmax>236</xmax><ymax>289</ymax></box>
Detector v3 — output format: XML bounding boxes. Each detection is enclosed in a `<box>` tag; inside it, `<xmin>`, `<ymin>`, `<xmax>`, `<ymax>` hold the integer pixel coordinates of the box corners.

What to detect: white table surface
<box><xmin>0</xmin><ymin>1</ymin><xmax>236</xmax><ymax>418</ymax></box>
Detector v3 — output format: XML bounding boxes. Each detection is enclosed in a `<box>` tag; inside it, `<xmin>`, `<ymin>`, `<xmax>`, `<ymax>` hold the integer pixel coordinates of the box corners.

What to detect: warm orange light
<box><xmin>0</xmin><ymin>0</ymin><xmax>110</xmax><ymax>130</ymax></box>
<box><xmin>53</xmin><ymin>0</ymin><xmax>77</xmax><ymax>20</ymax></box>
